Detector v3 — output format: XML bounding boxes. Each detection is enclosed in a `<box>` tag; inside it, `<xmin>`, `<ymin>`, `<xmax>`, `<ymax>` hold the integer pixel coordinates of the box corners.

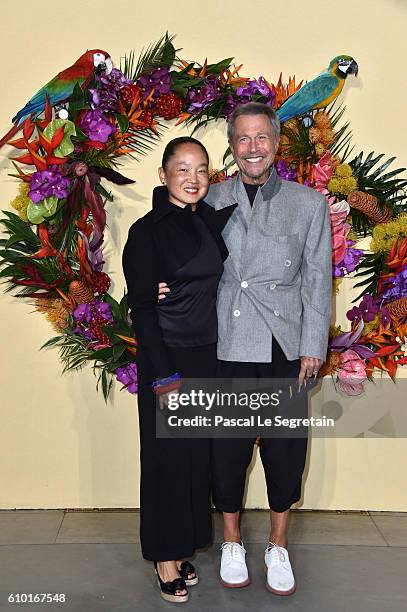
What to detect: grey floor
<box><xmin>0</xmin><ymin>510</ymin><xmax>406</xmax><ymax>612</ymax></box>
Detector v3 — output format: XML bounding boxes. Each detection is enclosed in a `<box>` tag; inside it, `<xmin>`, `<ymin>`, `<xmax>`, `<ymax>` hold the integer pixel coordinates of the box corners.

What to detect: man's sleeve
<box><xmin>122</xmin><ymin>221</ymin><xmax>175</xmax><ymax>379</ymax></box>
<box><xmin>203</xmin><ymin>183</ymin><xmax>217</xmax><ymax>208</ymax></box>
<box><xmin>299</xmin><ymin>196</ymin><xmax>332</xmax><ymax>361</ymax></box>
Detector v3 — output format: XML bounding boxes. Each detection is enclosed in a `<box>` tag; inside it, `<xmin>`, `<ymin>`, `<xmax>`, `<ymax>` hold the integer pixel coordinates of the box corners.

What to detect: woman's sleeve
<box><xmin>122</xmin><ymin>219</ymin><xmax>175</xmax><ymax>380</ymax></box>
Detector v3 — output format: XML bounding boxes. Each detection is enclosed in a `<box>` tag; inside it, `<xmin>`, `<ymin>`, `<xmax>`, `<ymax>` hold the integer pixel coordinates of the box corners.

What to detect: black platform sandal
<box><xmin>178</xmin><ymin>561</ymin><xmax>199</xmax><ymax>586</ymax></box>
<box><xmin>154</xmin><ymin>562</ymin><xmax>189</xmax><ymax>603</ymax></box>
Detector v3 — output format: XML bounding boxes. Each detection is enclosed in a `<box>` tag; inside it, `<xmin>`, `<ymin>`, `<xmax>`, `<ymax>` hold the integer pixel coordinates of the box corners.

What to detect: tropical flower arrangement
<box><xmin>0</xmin><ymin>35</ymin><xmax>406</xmax><ymax>399</ymax></box>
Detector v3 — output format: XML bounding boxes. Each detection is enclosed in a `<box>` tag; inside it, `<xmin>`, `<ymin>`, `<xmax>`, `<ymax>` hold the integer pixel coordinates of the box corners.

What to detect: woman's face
<box><xmin>159</xmin><ymin>143</ymin><xmax>209</xmax><ymax>207</ymax></box>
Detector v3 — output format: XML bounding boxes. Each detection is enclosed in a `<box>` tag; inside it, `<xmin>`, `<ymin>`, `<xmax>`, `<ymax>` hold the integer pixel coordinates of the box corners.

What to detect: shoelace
<box><xmin>220</xmin><ymin>541</ymin><xmax>246</xmax><ymax>560</ymax></box>
<box><xmin>265</xmin><ymin>541</ymin><xmax>286</xmax><ymax>563</ymax></box>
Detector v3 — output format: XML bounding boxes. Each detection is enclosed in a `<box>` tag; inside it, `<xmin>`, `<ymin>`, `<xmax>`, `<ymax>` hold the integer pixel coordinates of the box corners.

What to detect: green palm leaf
<box><xmin>121</xmin><ymin>33</ymin><xmax>177</xmax><ymax>81</ymax></box>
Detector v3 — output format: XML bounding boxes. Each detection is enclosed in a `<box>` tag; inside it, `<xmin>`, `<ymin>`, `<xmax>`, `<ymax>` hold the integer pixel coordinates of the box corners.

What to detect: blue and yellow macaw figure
<box><xmin>276</xmin><ymin>55</ymin><xmax>359</xmax><ymax>123</ymax></box>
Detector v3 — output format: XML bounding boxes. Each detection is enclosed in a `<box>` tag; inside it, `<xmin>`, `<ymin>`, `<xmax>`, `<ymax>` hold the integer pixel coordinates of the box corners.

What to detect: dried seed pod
<box><xmin>69</xmin><ymin>279</ymin><xmax>94</xmax><ymax>304</ymax></box>
<box><xmin>347</xmin><ymin>191</ymin><xmax>392</xmax><ymax>224</ymax></box>
<box><xmin>386</xmin><ymin>297</ymin><xmax>407</xmax><ymax>319</ymax></box>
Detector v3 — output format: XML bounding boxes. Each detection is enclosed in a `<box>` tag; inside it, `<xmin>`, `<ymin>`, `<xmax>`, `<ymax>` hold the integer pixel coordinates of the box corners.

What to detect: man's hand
<box><xmin>298</xmin><ymin>356</ymin><xmax>323</xmax><ymax>389</ymax></box>
<box><xmin>158</xmin><ymin>390</ymin><xmax>179</xmax><ymax>410</ymax></box>
<box><xmin>158</xmin><ymin>282</ymin><xmax>170</xmax><ymax>301</ymax></box>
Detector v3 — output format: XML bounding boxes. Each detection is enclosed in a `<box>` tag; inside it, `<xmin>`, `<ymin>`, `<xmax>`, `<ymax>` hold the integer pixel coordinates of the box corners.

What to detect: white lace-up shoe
<box><xmin>220</xmin><ymin>541</ymin><xmax>250</xmax><ymax>588</ymax></box>
<box><xmin>264</xmin><ymin>542</ymin><xmax>296</xmax><ymax>595</ymax></box>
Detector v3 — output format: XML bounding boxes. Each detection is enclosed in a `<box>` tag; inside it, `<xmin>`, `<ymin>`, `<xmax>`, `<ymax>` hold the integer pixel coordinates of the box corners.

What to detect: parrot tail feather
<box><xmin>0</xmin><ymin>123</ymin><xmax>21</xmax><ymax>150</ymax></box>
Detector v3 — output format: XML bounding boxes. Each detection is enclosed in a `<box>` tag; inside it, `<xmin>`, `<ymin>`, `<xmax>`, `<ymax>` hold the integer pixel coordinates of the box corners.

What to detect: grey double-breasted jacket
<box><xmin>205</xmin><ymin>167</ymin><xmax>332</xmax><ymax>362</ymax></box>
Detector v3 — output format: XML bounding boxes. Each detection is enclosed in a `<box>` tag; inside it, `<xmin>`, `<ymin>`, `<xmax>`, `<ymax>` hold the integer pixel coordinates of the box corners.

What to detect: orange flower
<box><xmin>272</xmin><ymin>74</ymin><xmax>303</xmax><ymax>110</ymax></box>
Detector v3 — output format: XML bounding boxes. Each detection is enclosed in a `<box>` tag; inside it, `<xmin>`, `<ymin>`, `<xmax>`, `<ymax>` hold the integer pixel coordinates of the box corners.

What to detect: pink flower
<box><xmin>332</xmin><ymin>221</ymin><xmax>351</xmax><ymax>265</ymax></box>
<box><xmin>329</xmin><ymin>200</ymin><xmax>351</xmax><ymax>265</ymax></box>
<box><xmin>313</xmin><ymin>151</ymin><xmax>334</xmax><ymax>192</ymax></box>
<box><xmin>337</xmin><ymin>349</ymin><xmax>367</xmax><ymax>395</ymax></box>
<box><xmin>330</xmin><ymin>200</ymin><xmax>350</xmax><ymax>226</ymax></box>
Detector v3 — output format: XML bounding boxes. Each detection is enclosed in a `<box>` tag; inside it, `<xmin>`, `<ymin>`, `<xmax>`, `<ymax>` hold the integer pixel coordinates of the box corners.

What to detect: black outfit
<box><xmin>212</xmin><ymin>338</ymin><xmax>308</xmax><ymax>513</ymax></box>
<box><xmin>122</xmin><ymin>186</ymin><xmax>236</xmax><ymax>561</ymax></box>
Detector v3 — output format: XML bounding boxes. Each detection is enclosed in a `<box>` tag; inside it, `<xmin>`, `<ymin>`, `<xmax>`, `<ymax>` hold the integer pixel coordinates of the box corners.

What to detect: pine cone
<box><xmin>69</xmin><ymin>280</ymin><xmax>94</xmax><ymax>304</ymax></box>
<box><xmin>386</xmin><ymin>297</ymin><xmax>407</xmax><ymax>318</ymax></box>
<box><xmin>347</xmin><ymin>191</ymin><xmax>392</xmax><ymax>224</ymax></box>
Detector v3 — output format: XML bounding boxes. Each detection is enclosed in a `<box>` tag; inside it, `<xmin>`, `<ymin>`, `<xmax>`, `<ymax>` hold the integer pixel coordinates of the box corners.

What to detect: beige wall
<box><xmin>0</xmin><ymin>0</ymin><xmax>406</xmax><ymax>510</ymax></box>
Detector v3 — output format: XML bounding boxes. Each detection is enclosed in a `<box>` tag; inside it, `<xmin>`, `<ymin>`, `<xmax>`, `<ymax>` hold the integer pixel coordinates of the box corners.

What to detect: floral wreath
<box><xmin>1</xmin><ymin>34</ymin><xmax>406</xmax><ymax>400</ymax></box>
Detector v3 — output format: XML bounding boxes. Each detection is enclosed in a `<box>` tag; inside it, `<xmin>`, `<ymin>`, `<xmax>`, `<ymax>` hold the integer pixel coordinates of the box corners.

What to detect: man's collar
<box><xmin>237</xmin><ymin>165</ymin><xmax>279</xmax><ymax>201</ymax></box>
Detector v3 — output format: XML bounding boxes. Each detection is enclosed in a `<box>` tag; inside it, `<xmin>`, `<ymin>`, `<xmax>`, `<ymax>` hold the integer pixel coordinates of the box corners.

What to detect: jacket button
<box><xmin>270</xmin><ymin>283</ymin><xmax>276</xmax><ymax>290</ymax></box>
<box><xmin>285</xmin><ymin>259</ymin><xmax>291</xmax><ymax>267</ymax></box>
<box><xmin>233</xmin><ymin>309</ymin><xmax>241</xmax><ymax>317</ymax></box>
<box><xmin>240</xmin><ymin>280</ymin><xmax>248</xmax><ymax>288</ymax></box>
<box><xmin>274</xmin><ymin>310</ymin><xmax>280</xmax><ymax>317</ymax></box>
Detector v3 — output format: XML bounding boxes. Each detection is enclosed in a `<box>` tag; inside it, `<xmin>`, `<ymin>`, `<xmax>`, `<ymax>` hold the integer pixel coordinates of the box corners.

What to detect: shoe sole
<box><xmin>185</xmin><ymin>576</ymin><xmax>199</xmax><ymax>586</ymax></box>
<box><xmin>155</xmin><ymin>575</ymin><xmax>189</xmax><ymax>603</ymax></box>
<box><xmin>221</xmin><ymin>578</ymin><xmax>251</xmax><ymax>588</ymax></box>
<box><xmin>264</xmin><ymin>564</ymin><xmax>296</xmax><ymax>596</ymax></box>
<box><xmin>159</xmin><ymin>591</ymin><xmax>189</xmax><ymax>603</ymax></box>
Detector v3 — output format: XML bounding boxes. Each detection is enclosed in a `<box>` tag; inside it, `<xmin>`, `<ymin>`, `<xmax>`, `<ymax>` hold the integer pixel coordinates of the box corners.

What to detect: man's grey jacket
<box><xmin>205</xmin><ymin>167</ymin><xmax>332</xmax><ymax>363</ymax></box>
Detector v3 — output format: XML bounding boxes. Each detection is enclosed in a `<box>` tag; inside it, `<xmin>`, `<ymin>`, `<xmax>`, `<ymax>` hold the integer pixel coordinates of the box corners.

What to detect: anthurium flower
<box><xmin>43</xmin><ymin>119</ymin><xmax>76</xmax><ymax>157</ymax></box>
<box><xmin>337</xmin><ymin>349</ymin><xmax>367</xmax><ymax>395</ymax></box>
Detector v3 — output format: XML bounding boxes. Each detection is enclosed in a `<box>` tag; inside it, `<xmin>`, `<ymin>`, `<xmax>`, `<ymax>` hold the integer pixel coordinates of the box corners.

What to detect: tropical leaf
<box><xmin>351</xmin><ymin>252</ymin><xmax>386</xmax><ymax>300</ymax></box>
<box><xmin>350</xmin><ymin>151</ymin><xmax>407</xmax><ymax>210</ymax></box>
<box><xmin>121</xmin><ymin>33</ymin><xmax>177</xmax><ymax>81</ymax></box>
<box><xmin>41</xmin><ymin>331</ymin><xmax>93</xmax><ymax>373</ymax></box>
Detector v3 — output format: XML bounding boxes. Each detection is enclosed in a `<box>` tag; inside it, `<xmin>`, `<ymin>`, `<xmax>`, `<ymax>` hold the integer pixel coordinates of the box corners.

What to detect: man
<box><xmin>160</xmin><ymin>102</ymin><xmax>332</xmax><ymax>594</ymax></box>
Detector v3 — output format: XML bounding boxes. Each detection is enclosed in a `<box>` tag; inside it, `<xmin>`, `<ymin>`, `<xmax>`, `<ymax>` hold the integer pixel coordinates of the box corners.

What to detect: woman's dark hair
<box><xmin>161</xmin><ymin>136</ymin><xmax>209</xmax><ymax>170</ymax></box>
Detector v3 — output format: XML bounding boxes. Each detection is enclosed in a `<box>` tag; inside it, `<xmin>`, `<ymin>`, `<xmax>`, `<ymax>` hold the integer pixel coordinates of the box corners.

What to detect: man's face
<box><xmin>229</xmin><ymin>113</ymin><xmax>279</xmax><ymax>185</ymax></box>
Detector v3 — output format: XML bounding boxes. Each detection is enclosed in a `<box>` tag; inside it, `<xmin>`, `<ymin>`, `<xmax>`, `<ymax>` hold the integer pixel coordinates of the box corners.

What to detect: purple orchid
<box><xmin>92</xmin><ymin>300</ymin><xmax>114</xmax><ymax>322</ymax></box>
<box><xmin>90</xmin><ymin>68</ymin><xmax>133</xmax><ymax>113</ymax></box>
<box><xmin>73</xmin><ymin>299</ymin><xmax>114</xmax><ymax>341</ymax></box>
<box><xmin>224</xmin><ymin>93</ymin><xmax>238</xmax><ymax>119</ymax></box>
<box><xmin>73</xmin><ymin>302</ymin><xmax>92</xmax><ymax>324</ymax></box>
<box><xmin>137</xmin><ymin>66</ymin><xmax>171</xmax><ymax>99</ymax></box>
<box><xmin>275</xmin><ymin>159</ymin><xmax>297</xmax><ymax>181</ymax></box>
<box><xmin>236</xmin><ymin>77</ymin><xmax>275</xmax><ymax>105</ymax></box>
<box><xmin>346</xmin><ymin>294</ymin><xmax>379</xmax><ymax>323</ymax></box>
<box><xmin>342</xmin><ymin>244</ymin><xmax>364</xmax><ymax>273</ymax></box>
<box><xmin>186</xmin><ymin>75</ymin><xmax>221</xmax><ymax>114</ymax></box>
<box><xmin>115</xmin><ymin>362</ymin><xmax>138</xmax><ymax>394</ymax></box>
<box><xmin>29</xmin><ymin>165</ymin><xmax>70</xmax><ymax>203</ymax></box>
<box><xmin>381</xmin><ymin>266</ymin><xmax>407</xmax><ymax>302</ymax></box>
<box><xmin>334</xmin><ymin>242</ymin><xmax>364</xmax><ymax>278</ymax></box>
<box><xmin>79</xmin><ymin>109</ymin><xmax>116</xmax><ymax>143</ymax></box>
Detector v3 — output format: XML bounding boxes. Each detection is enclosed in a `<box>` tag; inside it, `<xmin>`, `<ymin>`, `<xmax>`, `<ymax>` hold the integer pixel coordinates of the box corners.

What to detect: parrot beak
<box><xmin>95</xmin><ymin>57</ymin><xmax>113</xmax><ymax>76</ymax></box>
<box><xmin>348</xmin><ymin>60</ymin><xmax>358</xmax><ymax>76</ymax></box>
<box><xmin>95</xmin><ymin>62</ymin><xmax>106</xmax><ymax>75</ymax></box>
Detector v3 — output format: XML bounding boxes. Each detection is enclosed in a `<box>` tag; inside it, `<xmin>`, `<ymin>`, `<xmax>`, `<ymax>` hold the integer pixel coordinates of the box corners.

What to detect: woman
<box><xmin>122</xmin><ymin>137</ymin><xmax>236</xmax><ymax>603</ymax></box>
